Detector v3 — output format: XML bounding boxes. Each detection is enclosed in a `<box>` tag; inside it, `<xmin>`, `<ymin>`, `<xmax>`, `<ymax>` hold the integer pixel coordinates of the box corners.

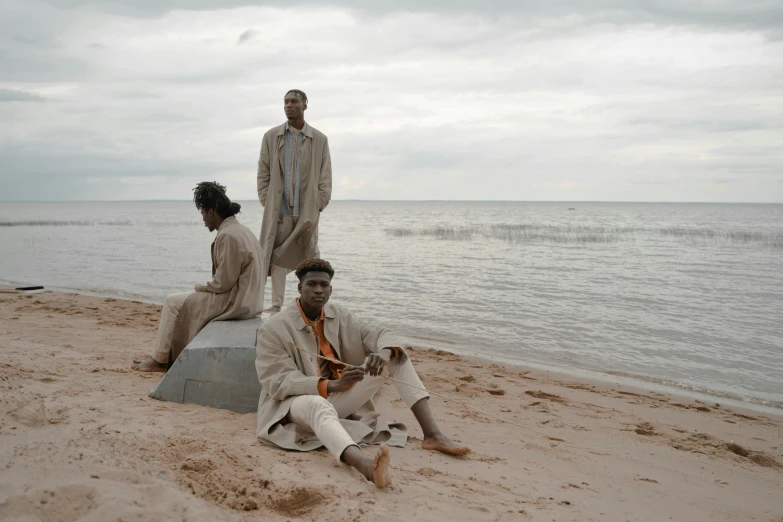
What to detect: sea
<box><xmin>1</xmin><ymin>201</ymin><xmax>781</xmax><ymax>412</ymax></box>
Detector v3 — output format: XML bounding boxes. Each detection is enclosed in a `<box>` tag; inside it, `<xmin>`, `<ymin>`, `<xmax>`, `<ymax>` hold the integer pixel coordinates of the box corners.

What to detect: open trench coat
<box><xmin>256</xmin><ymin>123</ymin><xmax>332</xmax><ymax>294</ymax></box>
<box><xmin>168</xmin><ymin>216</ymin><xmax>264</xmax><ymax>363</ymax></box>
<box><xmin>255</xmin><ymin>302</ymin><xmax>409</xmax><ymax>451</ymax></box>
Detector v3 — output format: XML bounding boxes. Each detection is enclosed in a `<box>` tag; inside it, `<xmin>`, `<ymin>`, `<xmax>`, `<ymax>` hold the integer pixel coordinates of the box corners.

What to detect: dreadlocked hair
<box><xmin>285</xmin><ymin>89</ymin><xmax>308</xmax><ymax>104</ymax></box>
<box><xmin>193</xmin><ymin>181</ymin><xmax>241</xmax><ymax>218</ymax></box>
<box><xmin>295</xmin><ymin>258</ymin><xmax>334</xmax><ymax>281</ymax></box>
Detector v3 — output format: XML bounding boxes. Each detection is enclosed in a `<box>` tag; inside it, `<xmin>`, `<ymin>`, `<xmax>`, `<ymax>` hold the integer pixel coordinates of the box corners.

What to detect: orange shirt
<box><xmin>295</xmin><ymin>299</ymin><xmax>400</xmax><ymax>398</ymax></box>
<box><xmin>296</xmin><ymin>299</ymin><xmax>346</xmax><ymax>397</ymax></box>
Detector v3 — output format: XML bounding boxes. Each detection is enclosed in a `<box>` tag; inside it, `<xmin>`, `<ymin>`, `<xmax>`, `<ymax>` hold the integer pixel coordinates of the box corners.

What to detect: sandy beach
<box><xmin>1</xmin><ymin>291</ymin><xmax>781</xmax><ymax>521</ymax></box>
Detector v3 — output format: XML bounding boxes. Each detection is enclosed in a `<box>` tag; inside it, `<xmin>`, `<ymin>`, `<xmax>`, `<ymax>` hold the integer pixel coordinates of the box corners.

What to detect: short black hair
<box><xmin>193</xmin><ymin>181</ymin><xmax>241</xmax><ymax>219</ymax></box>
<box><xmin>285</xmin><ymin>89</ymin><xmax>308</xmax><ymax>104</ymax></box>
<box><xmin>295</xmin><ymin>258</ymin><xmax>334</xmax><ymax>281</ymax></box>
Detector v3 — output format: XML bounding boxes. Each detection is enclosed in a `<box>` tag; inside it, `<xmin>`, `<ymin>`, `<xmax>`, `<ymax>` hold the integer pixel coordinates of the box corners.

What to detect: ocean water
<box><xmin>1</xmin><ymin>201</ymin><xmax>782</xmax><ymax>409</ymax></box>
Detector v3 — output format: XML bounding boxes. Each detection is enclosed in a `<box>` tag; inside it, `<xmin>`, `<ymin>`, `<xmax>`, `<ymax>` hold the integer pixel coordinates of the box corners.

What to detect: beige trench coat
<box><xmin>169</xmin><ymin>216</ymin><xmax>264</xmax><ymax>363</ymax></box>
<box><xmin>254</xmin><ymin>302</ymin><xmax>409</xmax><ymax>451</ymax></box>
<box><xmin>256</xmin><ymin>123</ymin><xmax>332</xmax><ymax>285</ymax></box>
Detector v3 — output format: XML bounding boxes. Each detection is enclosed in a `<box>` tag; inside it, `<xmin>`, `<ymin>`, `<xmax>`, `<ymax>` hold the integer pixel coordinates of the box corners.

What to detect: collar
<box><xmin>292</xmin><ymin>298</ymin><xmax>335</xmax><ymax>330</ymax></box>
<box><xmin>217</xmin><ymin>215</ymin><xmax>236</xmax><ymax>232</ymax></box>
<box><xmin>282</xmin><ymin>121</ymin><xmax>312</xmax><ymax>138</ymax></box>
<box><xmin>296</xmin><ymin>297</ymin><xmax>323</xmax><ymax>326</ymax></box>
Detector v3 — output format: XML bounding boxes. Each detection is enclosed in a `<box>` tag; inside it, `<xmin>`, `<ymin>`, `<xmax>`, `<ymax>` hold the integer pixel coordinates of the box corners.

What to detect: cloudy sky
<box><xmin>1</xmin><ymin>0</ymin><xmax>781</xmax><ymax>202</ymax></box>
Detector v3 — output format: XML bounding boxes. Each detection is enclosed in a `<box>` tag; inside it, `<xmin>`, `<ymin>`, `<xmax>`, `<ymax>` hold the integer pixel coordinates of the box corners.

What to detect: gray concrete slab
<box><xmin>148</xmin><ymin>317</ymin><xmax>263</xmax><ymax>413</ymax></box>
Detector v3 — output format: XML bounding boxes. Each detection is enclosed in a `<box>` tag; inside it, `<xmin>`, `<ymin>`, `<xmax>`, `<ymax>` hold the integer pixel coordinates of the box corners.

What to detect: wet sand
<box><xmin>1</xmin><ymin>291</ymin><xmax>781</xmax><ymax>521</ymax></box>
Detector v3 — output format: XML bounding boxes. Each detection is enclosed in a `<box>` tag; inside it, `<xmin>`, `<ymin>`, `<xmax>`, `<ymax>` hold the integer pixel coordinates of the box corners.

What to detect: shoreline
<box><xmin>1</xmin><ymin>290</ymin><xmax>781</xmax><ymax>520</ymax></box>
<box><xmin>5</xmin><ymin>283</ymin><xmax>781</xmax><ymax>415</ymax></box>
<box><xmin>449</xmin><ymin>351</ymin><xmax>783</xmax><ymax>417</ymax></box>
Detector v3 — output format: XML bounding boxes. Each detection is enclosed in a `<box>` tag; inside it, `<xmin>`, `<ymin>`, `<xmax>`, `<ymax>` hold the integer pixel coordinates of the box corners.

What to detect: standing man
<box><xmin>257</xmin><ymin>89</ymin><xmax>332</xmax><ymax>314</ymax></box>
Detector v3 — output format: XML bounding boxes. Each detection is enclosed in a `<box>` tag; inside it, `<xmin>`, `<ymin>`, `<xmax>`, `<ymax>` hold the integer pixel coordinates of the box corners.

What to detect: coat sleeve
<box><xmin>197</xmin><ymin>233</ymin><xmax>243</xmax><ymax>294</ymax></box>
<box><xmin>257</xmin><ymin>134</ymin><xmax>271</xmax><ymax>206</ymax></box>
<box><xmin>318</xmin><ymin>138</ymin><xmax>332</xmax><ymax>212</ymax></box>
<box><xmin>256</xmin><ymin>325</ymin><xmax>322</xmax><ymax>400</ymax></box>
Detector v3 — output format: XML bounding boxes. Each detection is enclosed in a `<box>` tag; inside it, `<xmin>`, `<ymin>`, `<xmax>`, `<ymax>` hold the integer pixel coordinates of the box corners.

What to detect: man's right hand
<box><xmin>327</xmin><ymin>367</ymin><xmax>365</xmax><ymax>394</ymax></box>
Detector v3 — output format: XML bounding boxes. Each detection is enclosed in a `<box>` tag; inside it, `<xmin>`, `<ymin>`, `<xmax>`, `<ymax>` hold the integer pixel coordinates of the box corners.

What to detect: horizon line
<box><xmin>0</xmin><ymin>199</ymin><xmax>782</xmax><ymax>205</ymax></box>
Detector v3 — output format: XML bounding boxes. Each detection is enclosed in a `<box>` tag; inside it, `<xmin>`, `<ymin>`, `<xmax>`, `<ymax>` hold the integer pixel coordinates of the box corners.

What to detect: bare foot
<box><xmin>371</xmin><ymin>444</ymin><xmax>392</xmax><ymax>488</ymax></box>
<box><xmin>263</xmin><ymin>305</ymin><xmax>281</xmax><ymax>314</ymax></box>
<box><xmin>131</xmin><ymin>357</ymin><xmax>167</xmax><ymax>373</ymax></box>
<box><xmin>422</xmin><ymin>433</ymin><xmax>470</xmax><ymax>456</ymax></box>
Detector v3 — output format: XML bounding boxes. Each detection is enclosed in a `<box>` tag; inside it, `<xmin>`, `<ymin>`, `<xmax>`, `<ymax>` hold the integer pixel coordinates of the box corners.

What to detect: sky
<box><xmin>1</xmin><ymin>0</ymin><xmax>782</xmax><ymax>203</ymax></box>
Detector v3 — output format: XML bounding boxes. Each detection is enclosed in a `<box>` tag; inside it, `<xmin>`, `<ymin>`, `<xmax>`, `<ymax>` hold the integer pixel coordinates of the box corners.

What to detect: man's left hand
<box><xmin>364</xmin><ymin>348</ymin><xmax>393</xmax><ymax>376</ymax></box>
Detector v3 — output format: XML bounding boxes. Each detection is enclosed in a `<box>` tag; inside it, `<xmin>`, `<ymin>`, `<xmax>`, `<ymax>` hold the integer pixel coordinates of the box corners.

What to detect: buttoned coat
<box><xmin>168</xmin><ymin>216</ymin><xmax>264</xmax><ymax>363</ymax></box>
<box><xmin>254</xmin><ymin>302</ymin><xmax>409</xmax><ymax>451</ymax></box>
<box><xmin>256</xmin><ymin>123</ymin><xmax>332</xmax><ymax>294</ymax></box>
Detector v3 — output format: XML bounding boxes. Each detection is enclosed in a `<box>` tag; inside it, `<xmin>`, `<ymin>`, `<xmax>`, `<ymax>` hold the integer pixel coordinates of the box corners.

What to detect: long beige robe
<box><xmin>255</xmin><ymin>302</ymin><xmax>409</xmax><ymax>451</ymax></box>
<box><xmin>256</xmin><ymin>123</ymin><xmax>332</xmax><ymax>293</ymax></box>
<box><xmin>169</xmin><ymin>216</ymin><xmax>264</xmax><ymax>363</ymax></box>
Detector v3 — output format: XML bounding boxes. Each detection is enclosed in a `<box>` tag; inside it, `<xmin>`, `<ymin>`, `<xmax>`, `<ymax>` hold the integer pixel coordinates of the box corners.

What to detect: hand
<box><xmin>364</xmin><ymin>348</ymin><xmax>393</xmax><ymax>377</ymax></box>
<box><xmin>327</xmin><ymin>367</ymin><xmax>365</xmax><ymax>394</ymax></box>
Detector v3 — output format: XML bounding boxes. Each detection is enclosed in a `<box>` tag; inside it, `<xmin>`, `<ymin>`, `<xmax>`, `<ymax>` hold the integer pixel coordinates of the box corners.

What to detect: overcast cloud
<box><xmin>1</xmin><ymin>0</ymin><xmax>781</xmax><ymax>202</ymax></box>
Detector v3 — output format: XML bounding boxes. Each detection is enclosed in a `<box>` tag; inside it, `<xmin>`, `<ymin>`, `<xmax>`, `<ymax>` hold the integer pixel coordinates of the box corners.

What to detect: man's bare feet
<box><xmin>263</xmin><ymin>305</ymin><xmax>281</xmax><ymax>314</ymax></box>
<box><xmin>342</xmin><ymin>444</ymin><xmax>392</xmax><ymax>488</ymax></box>
<box><xmin>371</xmin><ymin>444</ymin><xmax>392</xmax><ymax>488</ymax></box>
<box><xmin>422</xmin><ymin>433</ymin><xmax>470</xmax><ymax>456</ymax></box>
<box><xmin>131</xmin><ymin>357</ymin><xmax>167</xmax><ymax>373</ymax></box>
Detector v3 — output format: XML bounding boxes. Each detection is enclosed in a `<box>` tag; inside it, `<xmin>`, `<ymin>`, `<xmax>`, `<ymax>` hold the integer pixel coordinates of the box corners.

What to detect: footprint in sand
<box><xmin>725</xmin><ymin>443</ymin><xmax>782</xmax><ymax>468</ymax></box>
<box><xmin>671</xmin><ymin>434</ymin><xmax>782</xmax><ymax>468</ymax></box>
<box><xmin>634</xmin><ymin>422</ymin><xmax>657</xmax><ymax>436</ymax></box>
<box><xmin>269</xmin><ymin>486</ymin><xmax>326</xmax><ymax>516</ymax></box>
<box><xmin>524</xmin><ymin>390</ymin><xmax>566</xmax><ymax>403</ymax></box>
<box><xmin>6</xmin><ymin>398</ymin><xmax>46</xmax><ymax>427</ymax></box>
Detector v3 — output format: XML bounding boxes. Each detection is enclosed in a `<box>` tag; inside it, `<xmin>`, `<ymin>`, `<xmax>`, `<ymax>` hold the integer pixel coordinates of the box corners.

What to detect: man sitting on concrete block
<box><xmin>133</xmin><ymin>182</ymin><xmax>264</xmax><ymax>372</ymax></box>
<box><xmin>254</xmin><ymin>258</ymin><xmax>469</xmax><ymax>488</ymax></box>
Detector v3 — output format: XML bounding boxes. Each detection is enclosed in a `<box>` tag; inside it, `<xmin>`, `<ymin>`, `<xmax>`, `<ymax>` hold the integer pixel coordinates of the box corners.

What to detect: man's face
<box><xmin>284</xmin><ymin>92</ymin><xmax>306</xmax><ymax>120</ymax></box>
<box><xmin>298</xmin><ymin>271</ymin><xmax>332</xmax><ymax>310</ymax></box>
<box><xmin>200</xmin><ymin>208</ymin><xmax>218</xmax><ymax>232</ymax></box>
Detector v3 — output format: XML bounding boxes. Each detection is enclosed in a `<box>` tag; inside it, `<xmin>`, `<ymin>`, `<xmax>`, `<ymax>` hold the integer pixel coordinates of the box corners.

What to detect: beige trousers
<box><xmin>269</xmin><ymin>265</ymin><xmax>290</xmax><ymax>308</ymax></box>
<box><xmin>286</xmin><ymin>358</ymin><xmax>429</xmax><ymax>460</ymax></box>
<box><xmin>266</xmin><ymin>216</ymin><xmax>297</xmax><ymax>308</ymax></box>
<box><xmin>266</xmin><ymin>215</ymin><xmax>319</xmax><ymax>308</ymax></box>
<box><xmin>151</xmin><ymin>292</ymin><xmax>191</xmax><ymax>363</ymax></box>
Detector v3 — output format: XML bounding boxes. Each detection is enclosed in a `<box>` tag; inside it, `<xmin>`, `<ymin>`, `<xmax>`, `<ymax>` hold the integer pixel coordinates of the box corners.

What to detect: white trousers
<box><xmin>287</xmin><ymin>358</ymin><xmax>429</xmax><ymax>460</ymax></box>
<box><xmin>151</xmin><ymin>292</ymin><xmax>191</xmax><ymax>363</ymax></box>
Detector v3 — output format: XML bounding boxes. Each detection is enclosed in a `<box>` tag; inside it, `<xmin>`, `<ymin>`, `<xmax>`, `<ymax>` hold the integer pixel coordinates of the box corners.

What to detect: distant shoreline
<box><xmin>2</xmin><ymin>200</ymin><xmax>783</xmax><ymax>205</ymax></box>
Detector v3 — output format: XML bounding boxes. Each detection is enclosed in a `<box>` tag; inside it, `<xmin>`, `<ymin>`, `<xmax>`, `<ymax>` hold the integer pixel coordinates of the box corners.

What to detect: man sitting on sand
<box><xmin>133</xmin><ymin>182</ymin><xmax>264</xmax><ymax>372</ymax></box>
<box><xmin>254</xmin><ymin>258</ymin><xmax>469</xmax><ymax>488</ymax></box>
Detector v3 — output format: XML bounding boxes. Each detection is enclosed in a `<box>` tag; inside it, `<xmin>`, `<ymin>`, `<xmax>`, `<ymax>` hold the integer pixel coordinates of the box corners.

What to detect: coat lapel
<box><xmin>323</xmin><ymin>304</ymin><xmax>341</xmax><ymax>360</ymax></box>
<box><xmin>277</xmin><ymin>125</ymin><xmax>285</xmax><ymax>174</ymax></box>
<box><xmin>290</xmin><ymin>306</ymin><xmax>315</xmax><ymax>351</ymax></box>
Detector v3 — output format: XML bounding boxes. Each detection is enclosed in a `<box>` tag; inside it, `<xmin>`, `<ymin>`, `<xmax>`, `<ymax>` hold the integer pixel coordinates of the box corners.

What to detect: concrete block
<box><xmin>148</xmin><ymin>317</ymin><xmax>263</xmax><ymax>414</ymax></box>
